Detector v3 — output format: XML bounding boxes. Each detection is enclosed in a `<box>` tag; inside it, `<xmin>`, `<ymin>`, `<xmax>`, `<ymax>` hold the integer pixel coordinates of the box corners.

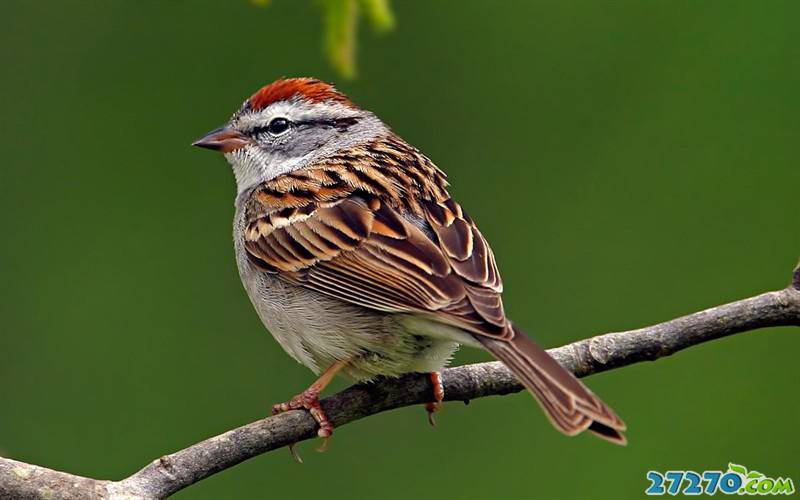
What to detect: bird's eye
<box><xmin>267</xmin><ymin>117</ymin><xmax>291</xmax><ymax>136</ymax></box>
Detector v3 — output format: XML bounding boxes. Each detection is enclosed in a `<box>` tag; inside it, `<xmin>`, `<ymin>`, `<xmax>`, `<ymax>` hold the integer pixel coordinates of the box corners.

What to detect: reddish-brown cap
<box><xmin>248</xmin><ymin>78</ymin><xmax>354</xmax><ymax>111</ymax></box>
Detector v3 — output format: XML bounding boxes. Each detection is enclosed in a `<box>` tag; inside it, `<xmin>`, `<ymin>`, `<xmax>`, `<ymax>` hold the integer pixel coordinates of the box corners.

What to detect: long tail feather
<box><xmin>477</xmin><ymin>325</ymin><xmax>627</xmax><ymax>445</ymax></box>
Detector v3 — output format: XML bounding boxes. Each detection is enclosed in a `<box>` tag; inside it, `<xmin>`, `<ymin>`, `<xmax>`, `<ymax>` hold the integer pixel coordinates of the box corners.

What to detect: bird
<box><xmin>193</xmin><ymin>77</ymin><xmax>626</xmax><ymax>445</ymax></box>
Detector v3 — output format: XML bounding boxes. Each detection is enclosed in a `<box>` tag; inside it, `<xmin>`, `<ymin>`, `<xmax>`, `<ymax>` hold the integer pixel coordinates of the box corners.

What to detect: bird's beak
<box><xmin>192</xmin><ymin>126</ymin><xmax>249</xmax><ymax>153</ymax></box>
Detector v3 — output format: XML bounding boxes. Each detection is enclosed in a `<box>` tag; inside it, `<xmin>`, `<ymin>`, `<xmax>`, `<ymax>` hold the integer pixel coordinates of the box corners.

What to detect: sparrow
<box><xmin>193</xmin><ymin>78</ymin><xmax>626</xmax><ymax>445</ymax></box>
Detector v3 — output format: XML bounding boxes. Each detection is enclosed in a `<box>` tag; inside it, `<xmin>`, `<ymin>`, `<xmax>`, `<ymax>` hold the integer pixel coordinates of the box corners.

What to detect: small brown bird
<box><xmin>194</xmin><ymin>78</ymin><xmax>626</xmax><ymax>444</ymax></box>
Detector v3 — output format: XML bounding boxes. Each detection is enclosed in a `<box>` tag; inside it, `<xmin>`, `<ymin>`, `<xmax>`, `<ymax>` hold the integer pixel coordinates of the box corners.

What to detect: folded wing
<box><xmin>243</xmin><ymin>173</ymin><xmax>626</xmax><ymax>443</ymax></box>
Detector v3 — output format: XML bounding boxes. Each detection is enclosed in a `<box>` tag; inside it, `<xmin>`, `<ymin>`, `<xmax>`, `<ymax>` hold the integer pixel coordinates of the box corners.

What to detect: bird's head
<box><xmin>193</xmin><ymin>78</ymin><xmax>386</xmax><ymax>193</ymax></box>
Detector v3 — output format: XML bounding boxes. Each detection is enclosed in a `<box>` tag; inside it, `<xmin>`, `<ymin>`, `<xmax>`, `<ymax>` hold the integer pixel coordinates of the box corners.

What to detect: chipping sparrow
<box><xmin>193</xmin><ymin>78</ymin><xmax>626</xmax><ymax>444</ymax></box>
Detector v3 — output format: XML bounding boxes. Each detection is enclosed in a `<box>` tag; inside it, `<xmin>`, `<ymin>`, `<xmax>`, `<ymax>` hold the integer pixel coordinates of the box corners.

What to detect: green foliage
<box><xmin>321</xmin><ymin>0</ymin><xmax>358</xmax><ymax>79</ymax></box>
<box><xmin>359</xmin><ymin>0</ymin><xmax>395</xmax><ymax>32</ymax></box>
<box><xmin>253</xmin><ymin>0</ymin><xmax>395</xmax><ymax>78</ymax></box>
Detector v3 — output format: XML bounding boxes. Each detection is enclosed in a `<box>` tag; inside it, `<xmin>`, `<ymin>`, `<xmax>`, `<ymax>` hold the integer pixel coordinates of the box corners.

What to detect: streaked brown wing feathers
<box><xmin>424</xmin><ymin>199</ymin><xmax>502</xmax><ymax>291</ymax></box>
<box><xmin>244</xmin><ymin>189</ymin><xmax>508</xmax><ymax>336</ymax></box>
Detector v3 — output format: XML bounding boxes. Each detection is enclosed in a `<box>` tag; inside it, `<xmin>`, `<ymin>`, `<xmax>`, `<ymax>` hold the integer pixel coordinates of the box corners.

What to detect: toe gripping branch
<box><xmin>272</xmin><ymin>387</ymin><xmax>334</xmax><ymax>438</ymax></box>
<box><xmin>272</xmin><ymin>361</ymin><xmax>346</xmax><ymax>443</ymax></box>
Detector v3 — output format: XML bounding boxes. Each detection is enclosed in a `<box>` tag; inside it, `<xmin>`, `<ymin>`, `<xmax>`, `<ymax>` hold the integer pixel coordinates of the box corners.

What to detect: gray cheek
<box><xmin>281</xmin><ymin>128</ymin><xmax>337</xmax><ymax>159</ymax></box>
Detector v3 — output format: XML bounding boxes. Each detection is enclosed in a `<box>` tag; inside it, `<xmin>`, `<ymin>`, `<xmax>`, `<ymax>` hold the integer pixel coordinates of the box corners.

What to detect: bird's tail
<box><xmin>477</xmin><ymin>325</ymin><xmax>627</xmax><ymax>445</ymax></box>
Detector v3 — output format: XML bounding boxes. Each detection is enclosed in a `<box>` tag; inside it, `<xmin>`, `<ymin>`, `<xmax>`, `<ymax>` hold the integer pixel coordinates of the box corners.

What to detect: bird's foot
<box><xmin>425</xmin><ymin>371</ymin><xmax>445</xmax><ymax>426</ymax></box>
<box><xmin>272</xmin><ymin>387</ymin><xmax>334</xmax><ymax>440</ymax></box>
<box><xmin>271</xmin><ymin>362</ymin><xmax>346</xmax><ymax>457</ymax></box>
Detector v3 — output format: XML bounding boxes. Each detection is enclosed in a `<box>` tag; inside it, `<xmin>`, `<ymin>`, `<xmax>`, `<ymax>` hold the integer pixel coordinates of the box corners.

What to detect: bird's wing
<box><xmin>242</xmin><ymin>159</ymin><xmax>626</xmax><ymax>443</ymax></box>
<box><xmin>243</xmin><ymin>190</ymin><xmax>510</xmax><ymax>338</ymax></box>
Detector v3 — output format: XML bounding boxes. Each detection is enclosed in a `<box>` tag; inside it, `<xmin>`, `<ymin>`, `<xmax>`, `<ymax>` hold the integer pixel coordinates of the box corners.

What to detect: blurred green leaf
<box><xmin>747</xmin><ymin>471</ymin><xmax>765</xmax><ymax>479</ymax></box>
<box><xmin>359</xmin><ymin>0</ymin><xmax>395</xmax><ymax>32</ymax></box>
<box><xmin>251</xmin><ymin>0</ymin><xmax>394</xmax><ymax>78</ymax></box>
<box><xmin>322</xmin><ymin>0</ymin><xmax>358</xmax><ymax>79</ymax></box>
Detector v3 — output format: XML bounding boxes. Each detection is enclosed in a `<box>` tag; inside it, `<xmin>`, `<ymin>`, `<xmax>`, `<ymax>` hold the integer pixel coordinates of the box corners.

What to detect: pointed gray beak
<box><xmin>192</xmin><ymin>126</ymin><xmax>249</xmax><ymax>153</ymax></box>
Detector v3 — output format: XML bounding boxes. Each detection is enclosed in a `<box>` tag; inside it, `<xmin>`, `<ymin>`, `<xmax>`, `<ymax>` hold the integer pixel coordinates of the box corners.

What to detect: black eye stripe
<box><xmin>250</xmin><ymin>116</ymin><xmax>360</xmax><ymax>136</ymax></box>
<box><xmin>295</xmin><ymin>117</ymin><xmax>360</xmax><ymax>131</ymax></box>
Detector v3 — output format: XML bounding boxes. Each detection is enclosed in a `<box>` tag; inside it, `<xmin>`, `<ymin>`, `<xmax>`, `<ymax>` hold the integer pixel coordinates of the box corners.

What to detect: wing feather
<box><xmin>243</xmin><ymin>193</ymin><xmax>507</xmax><ymax>336</ymax></box>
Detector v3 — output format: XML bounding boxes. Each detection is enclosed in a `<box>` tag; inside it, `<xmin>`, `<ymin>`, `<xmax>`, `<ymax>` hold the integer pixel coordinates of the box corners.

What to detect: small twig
<box><xmin>2</xmin><ymin>265</ymin><xmax>799</xmax><ymax>499</ymax></box>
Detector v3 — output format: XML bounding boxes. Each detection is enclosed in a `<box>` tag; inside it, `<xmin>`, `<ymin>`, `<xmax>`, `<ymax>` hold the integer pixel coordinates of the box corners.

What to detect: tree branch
<box><xmin>2</xmin><ymin>266</ymin><xmax>799</xmax><ymax>500</ymax></box>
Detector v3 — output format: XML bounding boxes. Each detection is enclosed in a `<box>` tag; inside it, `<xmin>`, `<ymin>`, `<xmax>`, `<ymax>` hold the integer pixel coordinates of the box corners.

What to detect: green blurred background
<box><xmin>1</xmin><ymin>1</ymin><xmax>798</xmax><ymax>498</ymax></box>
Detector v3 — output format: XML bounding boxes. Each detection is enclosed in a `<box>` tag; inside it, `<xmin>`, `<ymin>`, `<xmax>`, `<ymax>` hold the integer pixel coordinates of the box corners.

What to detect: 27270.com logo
<box><xmin>646</xmin><ymin>463</ymin><xmax>795</xmax><ymax>496</ymax></box>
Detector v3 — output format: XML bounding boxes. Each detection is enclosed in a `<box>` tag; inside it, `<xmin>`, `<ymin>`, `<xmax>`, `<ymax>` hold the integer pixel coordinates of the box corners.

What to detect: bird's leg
<box><xmin>272</xmin><ymin>360</ymin><xmax>346</xmax><ymax>439</ymax></box>
<box><xmin>425</xmin><ymin>371</ymin><xmax>445</xmax><ymax>426</ymax></box>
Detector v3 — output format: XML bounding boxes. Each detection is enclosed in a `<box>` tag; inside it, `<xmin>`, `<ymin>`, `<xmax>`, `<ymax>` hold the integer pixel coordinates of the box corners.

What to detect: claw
<box><xmin>316</xmin><ymin>435</ymin><xmax>332</xmax><ymax>453</ymax></box>
<box><xmin>425</xmin><ymin>401</ymin><xmax>440</xmax><ymax>426</ymax></box>
<box><xmin>425</xmin><ymin>371</ymin><xmax>445</xmax><ymax>426</ymax></box>
<box><xmin>288</xmin><ymin>443</ymin><xmax>303</xmax><ymax>464</ymax></box>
